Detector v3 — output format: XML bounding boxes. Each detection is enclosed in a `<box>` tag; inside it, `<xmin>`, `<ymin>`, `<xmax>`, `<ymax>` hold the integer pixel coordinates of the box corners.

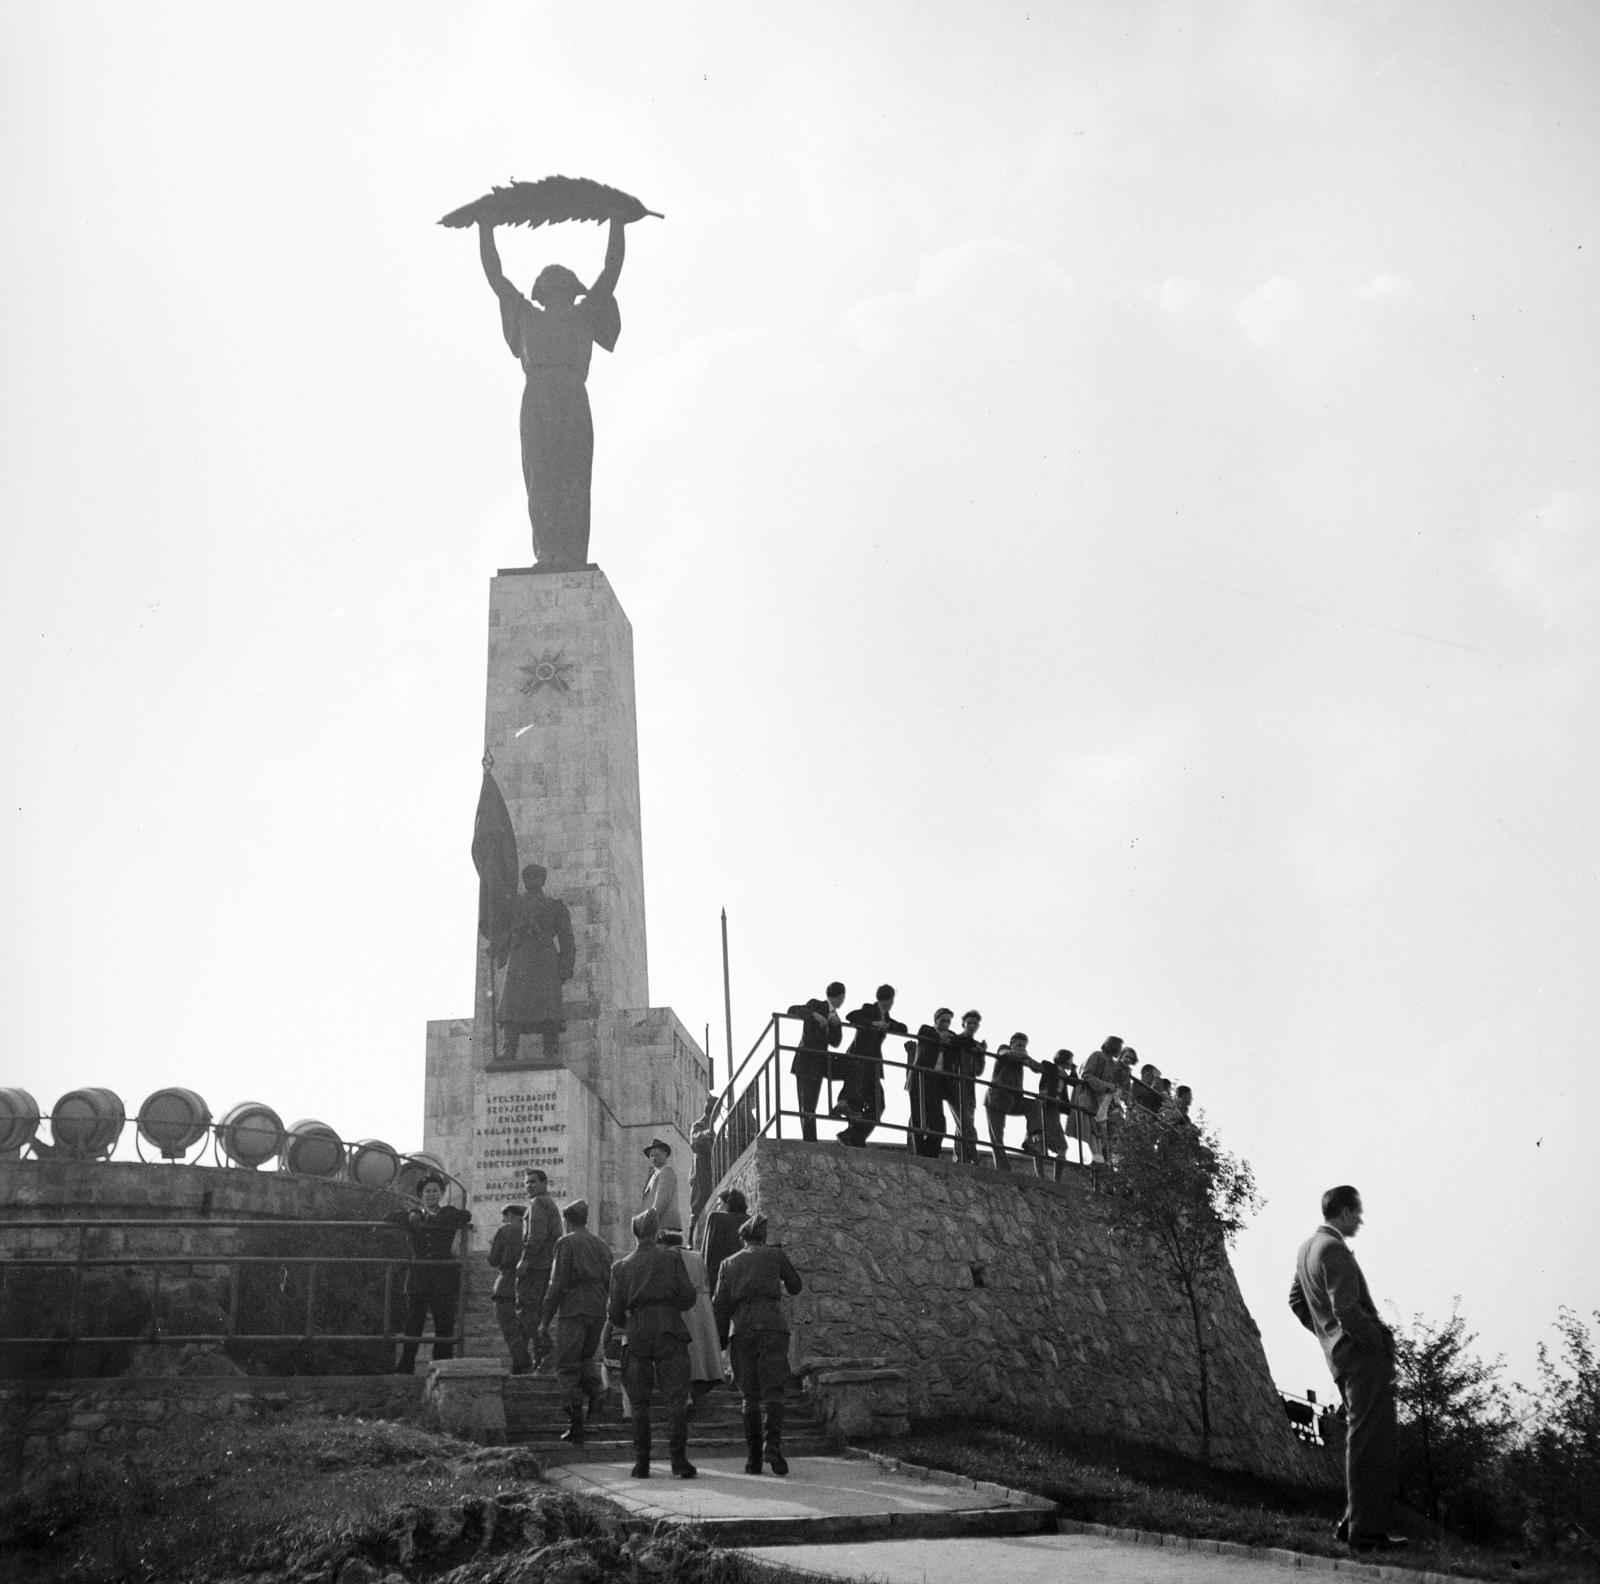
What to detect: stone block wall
<box><xmin>720</xmin><ymin>1139</ymin><xmax>1336</xmax><ymax>1487</ymax></box>
<box><xmin>0</xmin><ymin>1375</ymin><xmax>425</xmax><ymax>1488</ymax></box>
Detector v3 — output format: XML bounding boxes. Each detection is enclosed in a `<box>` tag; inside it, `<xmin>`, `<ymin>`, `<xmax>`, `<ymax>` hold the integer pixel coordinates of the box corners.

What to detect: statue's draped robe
<box><xmin>498</xmin><ymin>891</ymin><xmax>577</xmax><ymax>1030</ymax></box>
<box><xmin>501</xmin><ymin>291</ymin><xmax>621</xmax><ymax>568</ymax></box>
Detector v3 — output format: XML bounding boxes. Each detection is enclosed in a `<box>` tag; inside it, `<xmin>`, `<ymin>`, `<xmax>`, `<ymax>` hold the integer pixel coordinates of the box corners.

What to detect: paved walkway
<box><xmin>544</xmin><ymin>1452</ymin><xmax>1054</xmax><ymax>1545</ymax></box>
<box><xmin>547</xmin><ymin>1454</ymin><xmax>1448</xmax><ymax>1584</ymax></box>
<box><xmin>745</xmin><ymin>1532</ymin><xmax>1322</xmax><ymax>1583</ymax></box>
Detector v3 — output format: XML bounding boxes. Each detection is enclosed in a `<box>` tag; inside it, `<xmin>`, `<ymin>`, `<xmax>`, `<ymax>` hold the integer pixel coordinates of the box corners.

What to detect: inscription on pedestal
<box><xmin>469</xmin><ymin>1068</ymin><xmax>595</xmax><ymax>1219</ymax></box>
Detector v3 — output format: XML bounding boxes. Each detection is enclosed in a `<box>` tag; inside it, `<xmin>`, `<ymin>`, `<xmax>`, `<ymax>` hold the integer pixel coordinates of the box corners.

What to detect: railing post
<box><xmin>67</xmin><ymin>1223</ymin><xmax>86</xmax><ymax>1377</ymax></box>
<box><xmin>304</xmin><ymin>1261</ymin><xmax>319</xmax><ymax>1341</ymax></box>
<box><xmin>227</xmin><ymin>1261</ymin><xmax>241</xmax><ymax>1343</ymax></box>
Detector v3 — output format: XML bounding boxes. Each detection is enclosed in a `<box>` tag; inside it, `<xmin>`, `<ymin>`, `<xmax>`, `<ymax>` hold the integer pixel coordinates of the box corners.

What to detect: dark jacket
<box><xmin>787</xmin><ymin>997</ymin><xmax>843</xmax><ymax>1073</ymax></box>
<box><xmin>385</xmin><ymin>1206</ymin><xmax>471</xmax><ymax>1263</ymax></box>
<box><xmin>487</xmin><ymin>1218</ymin><xmax>523</xmax><ymax>1299</ymax></box>
<box><xmin>844</xmin><ymin>1002</ymin><xmax>909</xmax><ymax>1072</ymax></box>
<box><xmin>712</xmin><ymin>1243</ymin><xmax>803</xmax><ymax>1344</ymax></box>
<box><xmin>607</xmin><ymin>1240</ymin><xmax>696</xmax><ymax>1344</ymax></box>
<box><xmin>541</xmin><ymin>1227</ymin><xmax>615</xmax><ymax>1324</ymax></box>
<box><xmin>516</xmin><ymin>1195</ymin><xmax>564</xmax><ymax>1275</ymax></box>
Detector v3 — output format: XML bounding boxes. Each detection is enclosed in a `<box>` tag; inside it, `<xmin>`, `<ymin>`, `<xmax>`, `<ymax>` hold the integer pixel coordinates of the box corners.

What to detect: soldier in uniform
<box><xmin>515</xmin><ymin>1168</ymin><xmax>564</xmax><ymax>1372</ymax></box>
<box><xmin>497</xmin><ymin>864</ymin><xmax>576</xmax><ymax>1061</ymax></box>
<box><xmin>384</xmin><ymin>1174</ymin><xmax>472</xmax><ymax>1373</ymax></box>
<box><xmin>538</xmin><ymin>1199</ymin><xmax>614</xmax><ymax>1442</ymax></box>
<box><xmin>486</xmin><ymin>1203</ymin><xmax>530</xmax><ymax>1373</ymax></box>
<box><xmin>712</xmin><ymin>1212</ymin><xmax>804</xmax><ymax>1476</ymax></box>
<box><xmin>607</xmin><ymin>1206</ymin><xmax>698</xmax><ymax>1479</ymax></box>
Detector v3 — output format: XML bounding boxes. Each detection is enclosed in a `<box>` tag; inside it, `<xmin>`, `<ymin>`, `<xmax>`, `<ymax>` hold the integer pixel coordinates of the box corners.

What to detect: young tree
<box><xmin>1101</xmin><ymin>1108</ymin><xmax>1261</xmax><ymax>1464</ymax></box>
<box><xmin>1391</xmin><ymin>1300</ymin><xmax>1515</xmax><ymax>1537</ymax></box>
<box><xmin>1509</xmin><ymin>1308</ymin><xmax>1600</xmax><ymax>1559</ymax></box>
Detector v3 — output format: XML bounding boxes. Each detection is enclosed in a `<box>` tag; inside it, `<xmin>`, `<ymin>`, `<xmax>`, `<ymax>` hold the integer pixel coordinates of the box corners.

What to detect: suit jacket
<box><xmin>1289</xmin><ymin>1223</ymin><xmax>1393</xmax><ymax>1372</ymax></box>
<box><xmin>486</xmin><ymin>1219</ymin><xmax>523</xmax><ymax>1299</ymax></box>
<box><xmin>844</xmin><ymin>1002</ymin><xmax>910</xmax><ymax>1074</ymax></box>
<box><xmin>643</xmin><ymin>1162</ymin><xmax>682</xmax><ymax>1233</ymax></box>
<box><xmin>787</xmin><ymin>997</ymin><xmax>843</xmax><ymax>1073</ymax></box>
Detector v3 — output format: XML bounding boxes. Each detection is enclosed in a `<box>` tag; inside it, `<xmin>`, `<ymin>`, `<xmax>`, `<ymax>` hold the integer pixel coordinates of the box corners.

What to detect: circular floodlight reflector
<box><xmin>50</xmin><ymin>1088</ymin><xmax>126</xmax><ymax>1159</ymax></box>
<box><xmin>347</xmin><ymin>1139</ymin><xmax>401</xmax><ymax>1189</ymax></box>
<box><xmin>217</xmin><ymin>1101</ymin><xmax>286</xmax><ymax>1168</ymax></box>
<box><xmin>281</xmin><ymin>1118</ymin><xmax>344</xmax><ymax>1178</ymax></box>
<box><xmin>137</xmin><ymin>1087</ymin><xmax>212</xmax><ymax>1159</ymax></box>
<box><xmin>0</xmin><ymin>1088</ymin><xmax>41</xmax><ymax>1156</ymax></box>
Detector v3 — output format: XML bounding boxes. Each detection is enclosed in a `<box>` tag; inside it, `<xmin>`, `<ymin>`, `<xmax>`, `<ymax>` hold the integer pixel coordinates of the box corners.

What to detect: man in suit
<box><xmin>641</xmin><ymin>1138</ymin><xmax>682</xmax><ymax>1239</ymax></box>
<box><xmin>786</xmin><ymin>981</ymin><xmax>845</xmax><ymax>1140</ymax></box>
<box><xmin>908</xmin><ymin>1008</ymin><xmax>957</xmax><ymax>1158</ymax></box>
<box><xmin>838</xmin><ymin>984</ymin><xmax>909</xmax><ymax>1146</ymax></box>
<box><xmin>1289</xmin><ymin>1185</ymin><xmax>1407</xmax><ymax>1554</ymax></box>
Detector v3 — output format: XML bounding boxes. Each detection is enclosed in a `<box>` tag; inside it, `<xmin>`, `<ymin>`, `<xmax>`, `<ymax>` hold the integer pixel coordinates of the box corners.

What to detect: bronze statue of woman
<box><xmin>477</xmin><ymin>216</ymin><xmax>626</xmax><ymax>569</ymax></box>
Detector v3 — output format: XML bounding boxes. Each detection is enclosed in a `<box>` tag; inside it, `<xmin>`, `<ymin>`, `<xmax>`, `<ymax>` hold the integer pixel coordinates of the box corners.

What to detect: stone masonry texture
<box><xmin>721</xmin><ymin>1138</ymin><xmax>1334</xmax><ymax>1486</ymax></box>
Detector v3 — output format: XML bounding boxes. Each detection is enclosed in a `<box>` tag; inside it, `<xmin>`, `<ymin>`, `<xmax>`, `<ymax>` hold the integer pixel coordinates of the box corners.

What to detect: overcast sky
<box><xmin>3</xmin><ymin>1</ymin><xmax>1596</xmax><ymax>1399</ymax></box>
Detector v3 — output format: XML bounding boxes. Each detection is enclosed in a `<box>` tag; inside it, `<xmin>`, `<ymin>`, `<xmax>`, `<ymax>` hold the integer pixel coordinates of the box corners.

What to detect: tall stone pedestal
<box><xmin>426</xmin><ymin>569</ymin><xmax>709</xmax><ymax>1248</ymax></box>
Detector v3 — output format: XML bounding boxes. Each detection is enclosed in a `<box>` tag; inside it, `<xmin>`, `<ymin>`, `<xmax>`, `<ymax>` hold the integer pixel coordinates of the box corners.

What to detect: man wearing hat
<box><xmin>496</xmin><ymin>863</ymin><xmax>576</xmax><ymax>1062</ymax></box>
<box><xmin>538</xmin><ymin>1199</ymin><xmax>614</xmax><ymax>1442</ymax></box>
<box><xmin>384</xmin><ymin>1174</ymin><xmax>472</xmax><ymax>1374</ymax></box>
<box><xmin>713</xmin><ymin>1212</ymin><xmax>804</xmax><ymax>1475</ymax></box>
<box><xmin>641</xmin><ymin>1137</ymin><xmax>682</xmax><ymax>1239</ymax></box>
<box><xmin>608</xmin><ymin>1206</ymin><xmax>698</xmax><ymax>1478</ymax></box>
<box><xmin>486</xmin><ymin>1203</ymin><xmax>531</xmax><ymax>1374</ymax></box>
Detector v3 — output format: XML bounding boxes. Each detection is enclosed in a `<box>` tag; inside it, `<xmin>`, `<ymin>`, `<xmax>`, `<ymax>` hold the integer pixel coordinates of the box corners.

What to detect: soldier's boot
<box><xmin>559</xmin><ymin>1406</ymin><xmax>584</xmax><ymax>1444</ymax></box>
<box><xmin>742</xmin><ymin>1407</ymin><xmax>765</xmax><ymax>1475</ymax></box>
<box><xmin>629</xmin><ymin>1412</ymin><xmax>651</xmax><ymax>1478</ymax></box>
<box><xmin>764</xmin><ymin>1400</ymin><xmax>789</xmax><ymax>1477</ymax></box>
<box><xmin>669</xmin><ymin>1402</ymin><xmax>696</xmax><ymax>1478</ymax></box>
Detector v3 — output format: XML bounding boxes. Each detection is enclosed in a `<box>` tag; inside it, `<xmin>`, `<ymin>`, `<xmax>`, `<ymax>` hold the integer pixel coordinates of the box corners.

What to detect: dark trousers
<box><xmin>986</xmin><ymin>1093</ymin><xmax>1043</xmax><ymax>1171</ymax></box>
<box><xmin>623</xmin><ymin>1333</ymin><xmax>692</xmax><ymax>1460</ymax></box>
<box><xmin>838</xmin><ymin>1060</ymin><xmax>883</xmax><ymax>1146</ymax></box>
<box><xmin>515</xmin><ymin>1263</ymin><xmax>553</xmax><ymax>1368</ymax></box>
<box><xmin>399</xmin><ymin>1265</ymin><xmax>460</xmax><ymax>1370</ymax></box>
<box><xmin>793</xmin><ymin>1051</ymin><xmax>828</xmax><ymax>1141</ymax></box>
<box><xmin>493</xmin><ymin>1295</ymin><xmax>531</xmax><ymax>1373</ymax></box>
<box><xmin>730</xmin><ymin>1329</ymin><xmax>791</xmax><ymax>1409</ymax></box>
<box><xmin>554</xmin><ymin>1312</ymin><xmax>604</xmax><ymax>1410</ymax></box>
<box><xmin>1333</xmin><ymin>1339</ymin><xmax>1399</xmax><ymax>1537</ymax></box>
<box><xmin>944</xmin><ymin>1081</ymin><xmax>980</xmax><ymax>1162</ymax></box>
<box><xmin>907</xmin><ymin>1070</ymin><xmax>948</xmax><ymax>1157</ymax></box>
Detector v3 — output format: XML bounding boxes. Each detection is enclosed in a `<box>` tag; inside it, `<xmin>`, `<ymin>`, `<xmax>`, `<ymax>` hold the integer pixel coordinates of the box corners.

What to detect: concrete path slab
<box><xmin>744</xmin><ymin>1531</ymin><xmax>1328</xmax><ymax>1583</ymax></box>
<box><xmin>544</xmin><ymin>1453</ymin><xmax>1054</xmax><ymax>1544</ymax></box>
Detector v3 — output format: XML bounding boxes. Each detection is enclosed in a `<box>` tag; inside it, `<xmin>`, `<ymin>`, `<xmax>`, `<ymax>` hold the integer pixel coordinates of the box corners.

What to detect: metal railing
<box><xmin>0</xmin><ymin>1218</ymin><xmax>469</xmax><ymax>1376</ymax></box>
<box><xmin>706</xmin><ymin>1012</ymin><xmax>1125</xmax><ymax>1192</ymax></box>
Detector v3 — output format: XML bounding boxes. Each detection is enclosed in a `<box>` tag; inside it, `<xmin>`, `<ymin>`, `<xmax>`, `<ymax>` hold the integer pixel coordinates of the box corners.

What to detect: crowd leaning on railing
<box><xmin>779</xmin><ymin>980</ymin><xmax>1195</xmax><ymax>1178</ymax></box>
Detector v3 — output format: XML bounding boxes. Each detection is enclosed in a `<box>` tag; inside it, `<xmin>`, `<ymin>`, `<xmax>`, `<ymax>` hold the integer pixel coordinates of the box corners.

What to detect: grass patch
<box><xmin>0</xmin><ymin>1417</ymin><xmax>813</xmax><ymax>1584</ymax></box>
<box><xmin>882</xmin><ymin>1421</ymin><xmax>1589</xmax><ymax>1583</ymax></box>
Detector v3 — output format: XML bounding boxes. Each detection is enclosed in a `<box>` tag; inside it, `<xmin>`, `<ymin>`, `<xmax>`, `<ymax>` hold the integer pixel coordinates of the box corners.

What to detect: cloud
<box><xmin>1156</xmin><ymin>276</ymin><xmax>1219</xmax><ymax>320</ymax></box>
<box><xmin>844</xmin><ymin>239</ymin><xmax>1073</xmax><ymax>358</ymax></box>
<box><xmin>1236</xmin><ymin>275</ymin><xmax>1304</xmax><ymax>347</ymax></box>
<box><xmin>1356</xmin><ymin>272</ymin><xmax>1416</xmax><ymax>302</ymax></box>
<box><xmin>1489</xmin><ymin>485</ymin><xmax>1597</xmax><ymax>633</ymax></box>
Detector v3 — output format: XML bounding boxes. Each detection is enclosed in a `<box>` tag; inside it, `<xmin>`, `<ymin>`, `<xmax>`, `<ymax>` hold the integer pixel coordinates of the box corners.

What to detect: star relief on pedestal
<box><xmin>519</xmin><ymin>650</ymin><xmax>574</xmax><ymax>695</ymax></box>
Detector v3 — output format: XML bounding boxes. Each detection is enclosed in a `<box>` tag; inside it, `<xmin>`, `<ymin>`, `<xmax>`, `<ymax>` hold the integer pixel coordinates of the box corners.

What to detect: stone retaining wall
<box><xmin>721</xmin><ymin>1138</ymin><xmax>1336</xmax><ymax>1487</ymax></box>
<box><xmin>0</xmin><ymin>1374</ymin><xmax>426</xmax><ymax>1487</ymax></box>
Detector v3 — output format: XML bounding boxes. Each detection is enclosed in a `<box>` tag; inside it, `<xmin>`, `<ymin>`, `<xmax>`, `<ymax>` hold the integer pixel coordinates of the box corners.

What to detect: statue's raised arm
<box><xmin>442</xmin><ymin>176</ymin><xmax>661</xmax><ymax>571</ymax></box>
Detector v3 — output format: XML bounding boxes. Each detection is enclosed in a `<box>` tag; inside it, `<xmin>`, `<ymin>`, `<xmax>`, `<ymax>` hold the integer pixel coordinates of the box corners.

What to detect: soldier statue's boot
<box><xmin>629</xmin><ymin>1412</ymin><xmax>651</xmax><ymax>1478</ymax></box>
<box><xmin>764</xmin><ymin>1401</ymin><xmax>789</xmax><ymax>1477</ymax></box>
<box><xmin>742</xmin><ymin>1407</ymin><xmax>765</xmax><ymax>1475</ymax></box>
<box><xmin>559</xmin><ymin>1406</ymin><xmax>585</xmax><ymax>1444</ymax></box>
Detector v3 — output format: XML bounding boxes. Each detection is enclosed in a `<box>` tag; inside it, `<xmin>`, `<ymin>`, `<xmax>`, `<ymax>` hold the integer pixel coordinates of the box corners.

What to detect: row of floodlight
<box><xmin>0</xmin><ymin>1086</ymin><xmax>447</xmax><ymax>1190</ymax></box>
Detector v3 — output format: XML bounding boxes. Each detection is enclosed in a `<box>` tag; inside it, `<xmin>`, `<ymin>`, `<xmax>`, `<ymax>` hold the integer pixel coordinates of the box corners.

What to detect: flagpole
<box><xmin>721</xmin><ymin>907</ymin><xmax>733</xmax><ymax>1078</ymax></box>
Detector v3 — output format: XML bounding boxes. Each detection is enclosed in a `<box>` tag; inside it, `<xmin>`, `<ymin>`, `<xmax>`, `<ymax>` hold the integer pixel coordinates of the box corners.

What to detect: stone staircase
<box><xmin>503</xmin><ymin>1372</ymin><xmax>835</xmax><ymax>1463</ymax></box>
